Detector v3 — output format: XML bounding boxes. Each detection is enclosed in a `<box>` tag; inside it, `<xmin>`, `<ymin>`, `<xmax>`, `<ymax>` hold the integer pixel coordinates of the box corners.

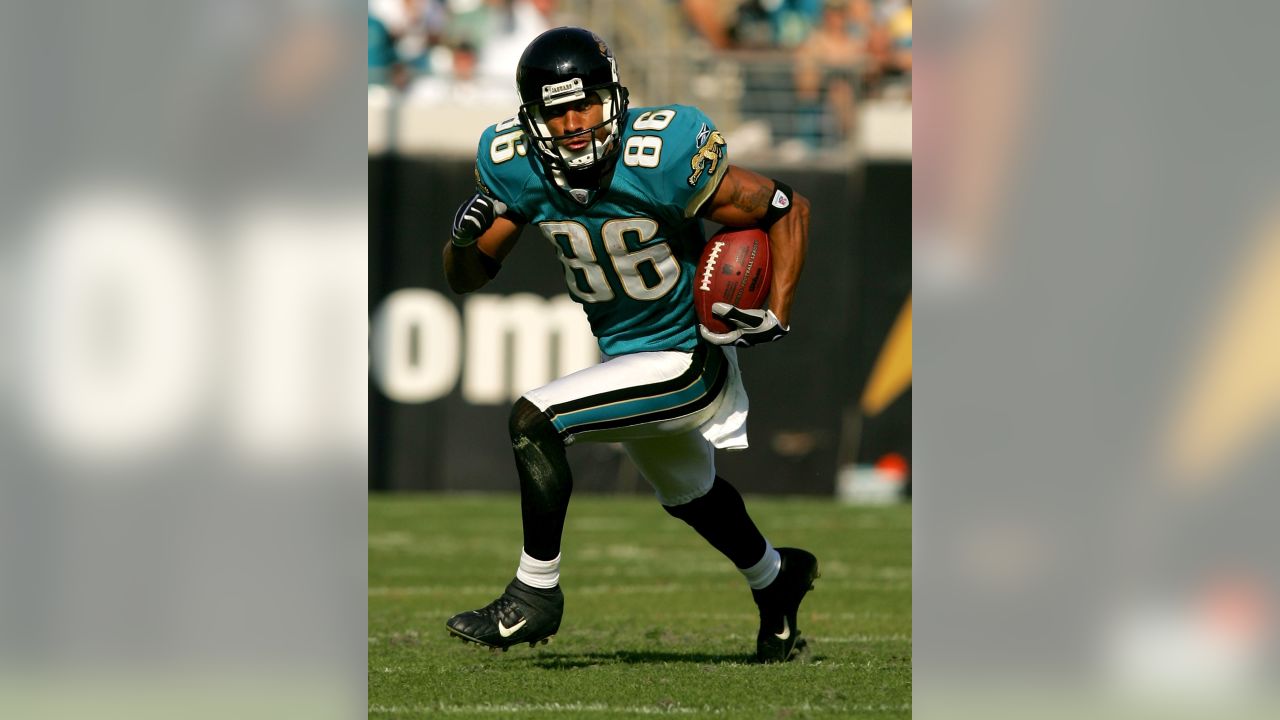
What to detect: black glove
<box><xmin>699</xmin><ymin>304</ymin><xmax>790</xmax><ymax>347</ymax></box>
<box><xmin>451</xmin><ymin>192</ymin><xmax>508</xmax><ymax>247</ymax></box>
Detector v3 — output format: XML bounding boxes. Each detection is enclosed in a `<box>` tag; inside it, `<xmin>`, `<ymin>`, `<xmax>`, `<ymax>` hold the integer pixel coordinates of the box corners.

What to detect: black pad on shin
<box><xmin>510</xmin><ymin>398</ymin><xmax>573</xmax><ymax>561</ymax></box>
<box><xmin>663</xmin><ymin>476</ymin><xmax>768</xmax><ymax>569</ymax></box>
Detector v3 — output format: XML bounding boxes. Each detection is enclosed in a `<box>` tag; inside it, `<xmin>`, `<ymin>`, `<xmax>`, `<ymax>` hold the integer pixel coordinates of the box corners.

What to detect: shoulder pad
<box><xmin>475</xmin><ymin>117</ymin><xmax>536</xmax><ymax>210</ymax></box>
<box><xmin>622</xmin><ymin>105</ymin><xmax>728</xmax><ymax>218</ymax></box>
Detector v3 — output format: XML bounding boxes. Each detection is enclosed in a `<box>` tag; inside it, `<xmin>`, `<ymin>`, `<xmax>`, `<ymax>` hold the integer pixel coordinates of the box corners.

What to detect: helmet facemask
<box><xmin>514</xmin><ymin>27</ymin><xmax>632</xmax><ymax>200</ymax></box>
<box><xmin>519</xmin><ymin>82</ymin><xmax>629</xmax><ymax>192</ymax></box>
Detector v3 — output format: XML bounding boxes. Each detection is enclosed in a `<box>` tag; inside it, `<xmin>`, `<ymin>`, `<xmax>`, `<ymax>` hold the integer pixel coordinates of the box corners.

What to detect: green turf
<box><xmin>369</xmin><ymin>494</ymin><xmax>911</xmax><ymax>719</ymax></box>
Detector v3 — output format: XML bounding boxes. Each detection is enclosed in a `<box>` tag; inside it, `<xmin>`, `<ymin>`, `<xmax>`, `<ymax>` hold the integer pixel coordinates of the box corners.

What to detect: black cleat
<box><xmin>752</xmin><ymin>547</ymin><xmax>819</xmax><ymax>663</ymax></box>
<box><xmin>445</xmin><ymin>578</ymin><xmax>563</xmax><ymax>650</ymax></box>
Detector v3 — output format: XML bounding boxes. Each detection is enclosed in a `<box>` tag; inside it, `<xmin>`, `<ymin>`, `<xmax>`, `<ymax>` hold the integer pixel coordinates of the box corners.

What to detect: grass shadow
<box><xmin>529</xmin><ymin>649</ymin><xmax>756</xmax><ymax>669</ymax></box>
<box><xmin>526</xmin><ymin>638</ymin><xmax>822</xmax><ymax>669</ymax></box>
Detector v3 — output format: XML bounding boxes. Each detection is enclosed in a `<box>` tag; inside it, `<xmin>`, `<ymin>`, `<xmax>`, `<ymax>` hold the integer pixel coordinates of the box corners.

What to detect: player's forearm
<box><xmin>765</xmin><ymin>192</ymin><xmax>810</xmax><ymax>328</ymax></box>
<box><xmin>444</xmin><ymin>214</ymin><xmax>521</xmax><ymax>294</ymax></box>
<box><xmin>443</xmin><ymin>241</ymin><xmax>493</xmax><ymax>294</ymax></box>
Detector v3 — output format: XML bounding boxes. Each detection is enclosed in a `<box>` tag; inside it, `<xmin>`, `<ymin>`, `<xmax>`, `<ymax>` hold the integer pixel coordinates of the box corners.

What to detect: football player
<box><xmin>443</xmin><ymin>27</ymin><xmax>815</xmax><ymax>663</ymax></box>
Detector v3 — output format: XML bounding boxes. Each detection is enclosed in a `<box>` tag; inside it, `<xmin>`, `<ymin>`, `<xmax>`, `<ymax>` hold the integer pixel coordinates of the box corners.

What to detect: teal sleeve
<box><xmin>647</xmin><ymin>105</ymin><xmax>729</xmax><ymax>219</ymax></box>
<box><xmin>474</xmin><ymin>120</ymin><xmax>534</xmax><ymax>221</ymax></box>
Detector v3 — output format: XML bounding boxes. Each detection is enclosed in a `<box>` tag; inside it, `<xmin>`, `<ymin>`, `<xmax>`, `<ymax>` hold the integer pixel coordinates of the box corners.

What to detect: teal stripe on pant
<box><xmin>547</xmin><ymin>344</ymin><xmax>725</xmax><ymax>437</ymax></box>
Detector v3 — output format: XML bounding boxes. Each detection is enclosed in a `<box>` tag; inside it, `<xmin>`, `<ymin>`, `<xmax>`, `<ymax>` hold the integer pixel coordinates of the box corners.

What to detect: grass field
<box><xmin>369</xmin><ymin>494</ymin><xmax>911</xmax><ymax>719</ymax></box>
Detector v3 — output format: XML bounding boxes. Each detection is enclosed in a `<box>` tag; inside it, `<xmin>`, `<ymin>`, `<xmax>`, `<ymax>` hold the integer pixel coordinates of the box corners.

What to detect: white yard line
<box><xmin>371</xmin><ymin>631</ymin><xmax>909</xmax><ymax>643</ymax></box>
<box><xmin>368</xmin><ymin>701</ymin><xmax>911</xmax><ymax>715</ymax></box>
<box><xmin>371</xmin><ymin>582</ymin><xmax>908</xmax><ymax>597</ymax></box>
<box><xmin>809</xmin><ymin>633</ymin><xmax>912</xmax><ymax>643</ymax></box>
<box><xmin>370</xmin><ymin>584</ymin><xmax>692</xmax><ymax>597</ymax></box>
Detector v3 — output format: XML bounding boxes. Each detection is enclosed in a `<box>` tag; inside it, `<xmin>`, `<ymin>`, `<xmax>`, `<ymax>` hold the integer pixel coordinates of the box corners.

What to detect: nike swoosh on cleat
<box><xmin>774</xmin><ymin>618</ymin><xmax>791</xmax><ymax>641</ymax></box>
<box><xmin>497</xmin><ymin>618</ymin><xmax>527</xmax><ymax>638</ymax></box>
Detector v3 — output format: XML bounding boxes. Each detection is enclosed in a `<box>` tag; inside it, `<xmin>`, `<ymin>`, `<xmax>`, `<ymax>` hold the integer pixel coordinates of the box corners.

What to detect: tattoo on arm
<box><xmin>729</xmin><ymin>180</ymin><xmax>771</xmax><ymax>216</ymax></box>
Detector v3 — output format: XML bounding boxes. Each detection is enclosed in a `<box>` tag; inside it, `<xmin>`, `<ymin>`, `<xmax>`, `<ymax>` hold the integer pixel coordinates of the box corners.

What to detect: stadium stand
<box><xmin>368</xmin><ymin>0</ymin><xmax>911</xmax><ymax>163</ymax></box>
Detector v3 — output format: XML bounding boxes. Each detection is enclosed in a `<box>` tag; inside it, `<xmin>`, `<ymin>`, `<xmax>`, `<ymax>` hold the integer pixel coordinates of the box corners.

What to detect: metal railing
<box><xmin>558</xmin><ymin>0</ymin><xmax>864</xmax><ymax>164</ymax></box>
<box><xmin>370</xmin><ymin>0</ymin><xmax>888</xmax><ymax>165</ymax></box>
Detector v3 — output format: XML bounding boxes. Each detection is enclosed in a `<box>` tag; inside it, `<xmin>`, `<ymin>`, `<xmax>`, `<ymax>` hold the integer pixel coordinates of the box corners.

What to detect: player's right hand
<box><xmin>699</xmin><ymin>304</ymin><xmax>789</xmax><ymax>347</ymax></box>
<box><xmin>451</xmin><ymin>192</ymin><xmax>508</xmax><ymax>247</ymax></box>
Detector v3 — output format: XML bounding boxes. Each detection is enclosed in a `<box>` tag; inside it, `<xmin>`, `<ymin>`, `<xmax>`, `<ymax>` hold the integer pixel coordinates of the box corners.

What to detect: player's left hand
<box><xmin>451</xmin><ymin>192</ymin><xmax>508</xmax><ymax>247</ymax></box>
<box><xmin>699</xmin><ymin>303</ymin><xmax>789</xmax><ymax>347</ymax></box>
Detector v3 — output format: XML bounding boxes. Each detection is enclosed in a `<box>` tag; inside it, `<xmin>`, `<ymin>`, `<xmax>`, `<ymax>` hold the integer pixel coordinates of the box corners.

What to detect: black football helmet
<box><xmin>516</xmin><ymin>27</ymin><xmax>630</xmax><ymax>197</ymax></box>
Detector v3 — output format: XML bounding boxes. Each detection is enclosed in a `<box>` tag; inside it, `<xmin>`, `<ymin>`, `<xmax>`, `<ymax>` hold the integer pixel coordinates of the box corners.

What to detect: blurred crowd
<box><xmin>713</xmin><ymin>0</ymin><xmax>912</xmax><ymax>151</ymax></box>
<box><xmin>368</xmin><ymin>0</ymin><xmax>559</xmax><ymax>103</ymax></box>
<box><xmin>686</xmin><ymin>0</ymin><xmax>912</xmax><ymax>95</ymax></box>
<box><xmin>369</xmin><ymin>0</ymin><xmax>910</xmax><ymax>151</ymax></box>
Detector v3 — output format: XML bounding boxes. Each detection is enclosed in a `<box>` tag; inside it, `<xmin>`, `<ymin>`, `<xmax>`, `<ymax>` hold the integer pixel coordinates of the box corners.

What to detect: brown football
<box><xmin>693</xmin><ymin>227</ymin><xmax>772</xmax><ymax>334</ymax></box>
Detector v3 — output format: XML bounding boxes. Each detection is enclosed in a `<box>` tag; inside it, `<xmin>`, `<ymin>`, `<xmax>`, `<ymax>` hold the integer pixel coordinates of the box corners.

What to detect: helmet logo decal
<box><xmin>542</xmin><ymin>77</ymin><xmax>585</xmax><ymax>105</ymax></box>
<box><xmin>588</xmin><ymin>31</ymin><xmax>608</xmax><ymax>57</ymax></box>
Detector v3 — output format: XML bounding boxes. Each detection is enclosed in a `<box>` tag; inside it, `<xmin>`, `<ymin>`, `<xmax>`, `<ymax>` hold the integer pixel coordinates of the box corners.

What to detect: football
<box><xmin>693</xmin><ymin>227</ymin><xmax>772</xmax><ymax>334</ymax></box>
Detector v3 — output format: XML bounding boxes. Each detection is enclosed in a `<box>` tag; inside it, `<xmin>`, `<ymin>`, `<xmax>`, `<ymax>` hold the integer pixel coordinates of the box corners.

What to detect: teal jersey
<box><xmin>474</xmin><ymin>105</ymin><xmax>730</xmax><ymax>356</ymax></box>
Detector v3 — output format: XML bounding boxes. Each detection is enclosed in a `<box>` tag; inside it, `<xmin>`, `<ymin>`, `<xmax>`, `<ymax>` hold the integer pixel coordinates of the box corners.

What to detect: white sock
<box><xmin>740</xmin><ymin>541</ymin><xmax>782</xmax><ymax>590</ymax></box>
<box><xmin>515</xmin><ymin>548</ymin><xmax>560</xmax><ymax>589</ymax></box>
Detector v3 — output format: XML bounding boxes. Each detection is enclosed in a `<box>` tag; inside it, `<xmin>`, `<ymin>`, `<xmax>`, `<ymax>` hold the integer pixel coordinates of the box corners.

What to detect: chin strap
<box><xmin>548</xmin><ymin>167</ymin><xmax>593</xmax><ymax>205</ymax></box>
<box><xmin>550</xmin><ymin>154</ymin><xmax>620</xmax><ymax>205</ymax></box>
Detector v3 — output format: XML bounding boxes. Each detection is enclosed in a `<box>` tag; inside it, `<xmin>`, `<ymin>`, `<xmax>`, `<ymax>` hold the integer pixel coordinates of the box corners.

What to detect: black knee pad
<box><xmin>509</xmin><ymin>397</ymin><xmax>560</xmax><ymax>446</ymax></box>
<box><xmin>508</xmin><ymin>398</ymin><xmax>573</xmax><ymax>560</ymax></box>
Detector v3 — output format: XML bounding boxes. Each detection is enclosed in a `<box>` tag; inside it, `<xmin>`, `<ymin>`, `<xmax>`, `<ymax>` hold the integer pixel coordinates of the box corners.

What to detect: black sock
<box><xmin>509</xmin><ymin>398</ymin><xmax>573</xmax><ymax>561</ymax></box>
<box><xmin>663</xmin><ymin>476</ymin><xmax>767</xmax><ymax>569</ymax></box>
